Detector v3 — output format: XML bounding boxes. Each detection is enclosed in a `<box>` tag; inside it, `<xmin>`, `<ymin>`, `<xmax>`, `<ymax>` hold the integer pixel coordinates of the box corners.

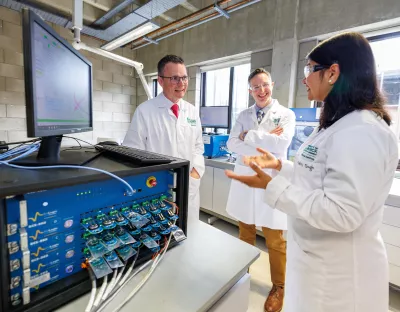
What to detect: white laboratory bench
<box><xmin>55</xmin><ymin>221</ymin><xmax>260</xmax><ymax>312</ymax></box>
<box><xmin>200</xmin><ymin>156</ymin><xmax>236</xmax><ymax>224</ymax></box>
<box><xmin>200</xmin><ymin>157</ymin><xmax>266</xmax><ymax>236</ymax></box>
<box><xmin>383</xmin><ymin>176</ymin><xmax>400</xmax><ymax>289</ymax></box>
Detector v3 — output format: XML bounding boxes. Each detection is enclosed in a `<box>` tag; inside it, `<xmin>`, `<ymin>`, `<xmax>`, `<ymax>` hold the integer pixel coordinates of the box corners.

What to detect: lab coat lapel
<box><xmin>259</xmin><ymin>100</ymin><xmax>277</xmax><ymax>127</ymax></box>
<box><xmin>157</xmin><ymin>93</ymin><xmax>179</xmax><ymax>120</ymax></box>
<box><xmin>250</xmin><ymin>104</ymin><xmax>258</xmax><ymax>125</ymax></box>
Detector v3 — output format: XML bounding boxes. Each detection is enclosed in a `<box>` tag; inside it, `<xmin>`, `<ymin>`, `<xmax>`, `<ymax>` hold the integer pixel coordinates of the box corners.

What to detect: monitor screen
<box><xmin>199</xmin><ymin>106</ymin><xmax>230</xmax><ymax>128</ymax></box>
<box><xmin>25</xmin><ymin>17</ymin><xmax>92</xmax><ymax>137</ymax></box>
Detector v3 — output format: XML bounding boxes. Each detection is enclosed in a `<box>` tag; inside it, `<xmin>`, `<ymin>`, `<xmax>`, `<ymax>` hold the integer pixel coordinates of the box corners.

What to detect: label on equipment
<box><xmin>23</xmin><ymin>288</ymin><xmax>30</xmax><ymax>305</ymax></box>
<box><xmin>22</xmin><ymin>251</ymin><xmax>30</xmax><ymax>270</ymax></box>
<box><xmin>28</xmin><ymin>272</ymin><xmax>50</xmax><ymax>288</ymax></box>
<box><xmin>202</xmin><ymin>136</ymin><xmax>211</xmax><ymax>144</ymax></box>
<box><xmin>171</xmin><ymin>227</ymin><xmax>186</xmax><ymax>243</ymax></box>
<box><xmin>20</xmin><ymin>228</ymin><xmax>28</xmax><ymax>251</ymax></box>
<box><xmin>19</xmin><ymin>200</ymin><xmax>28</xmax><ymax>228</ymax></box>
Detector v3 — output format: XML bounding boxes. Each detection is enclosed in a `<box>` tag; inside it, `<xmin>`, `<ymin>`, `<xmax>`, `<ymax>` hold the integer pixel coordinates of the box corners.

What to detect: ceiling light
<box><xmin>101</xmin><ymin>21</ymin><xmax>159</xmax><ymax>51</ymax></box>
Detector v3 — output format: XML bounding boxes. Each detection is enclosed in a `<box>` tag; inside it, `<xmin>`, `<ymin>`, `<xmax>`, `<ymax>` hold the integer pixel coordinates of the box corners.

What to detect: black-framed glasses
<box><xmin>159</xmin><ymin>76</ymin><xmax>189</xmax><ymax>84</ymax></box>
<box><xmin>304</xmin><ymin>64</ymin><xmax>330</xmax><ymax>78</ymax></box>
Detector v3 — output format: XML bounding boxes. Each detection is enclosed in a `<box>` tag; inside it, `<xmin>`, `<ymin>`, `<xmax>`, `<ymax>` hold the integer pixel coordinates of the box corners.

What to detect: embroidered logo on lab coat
<box><xmin>272</xmin><ymin>117</ymin><xmax>281</xmax><ymax>126</ymax></box>
<box><xmin>301</xmin><ymin>145</ymin><xmax>318</xmax><ymax>161</ymax></box>
<box><xmin>187</xmin><ymin>117</ymin><xmax>196</xmax><ymax>126</ymax></box>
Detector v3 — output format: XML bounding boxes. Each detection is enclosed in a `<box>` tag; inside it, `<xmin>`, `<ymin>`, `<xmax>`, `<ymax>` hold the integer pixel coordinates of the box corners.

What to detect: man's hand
<box><xmin>243</xmin><ymin>148</ymin><xmax>281</xmax><ymax>171</ymax></box>
<box><xmin>190</xmin><ymin>168</ymin><xmax>200</xmax><ymax>179</ymax></box>
<box><xmin>225</xmin><ymin>162</ymin><xmax>272</xmax><ymax>189</ymax></box>
<box><xmin>270</xmin><ymin>126</ymin><xmax>283</xmax><ymax>136</ymax></box>
<box><xmin>239</xmin><ymin>131</ymin><xmax>248</xmax><ymax>141</ymax></box>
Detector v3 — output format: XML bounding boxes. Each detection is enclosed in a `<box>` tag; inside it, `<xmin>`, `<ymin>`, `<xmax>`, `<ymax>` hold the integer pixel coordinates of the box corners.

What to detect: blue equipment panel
<box><xmin>203</xmin><ymin>134</ymin><xmax>229</xmax><ymax>159</ymax></box>
<box><xmin>5</xmin><ymin>170</ymin><xmax>178</xmax><ymax>307</ymax></box>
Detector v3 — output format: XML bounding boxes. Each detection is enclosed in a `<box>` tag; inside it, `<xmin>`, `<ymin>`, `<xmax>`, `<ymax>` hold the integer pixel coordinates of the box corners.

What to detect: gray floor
<box><xmin>199</xmin><ymin>211</ymin><xmax>400</xmax><ymax>312</ymax></box>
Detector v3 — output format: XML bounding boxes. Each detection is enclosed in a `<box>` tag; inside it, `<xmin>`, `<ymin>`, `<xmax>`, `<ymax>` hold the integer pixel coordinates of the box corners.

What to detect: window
<box><xmin>232</xmin><ymin>63</ymin><xmax>252</xmax><ymax>124</ymax></box>
<box><xmin>201</xmin><ymin>62</ymin><xmax>251</xmax><ymax>131</ymax></box>
<box><xmin>370</xmin><ymin>33</ymin><xmax>400</xmax><ymax>139</ymax></box>
<box><xmin>203</xmin><ymin>67</ymin><xmax>231</xmax><ymax>107</ymax></box>
<box><xmin>152</xmin><ymin>78</ymin><xmax>163</xmax><ymax>97</ymax></box>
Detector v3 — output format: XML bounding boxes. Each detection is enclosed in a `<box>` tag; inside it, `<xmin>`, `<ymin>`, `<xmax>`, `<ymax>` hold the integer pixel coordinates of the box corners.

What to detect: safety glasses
<box><xmin>304</xmin><ymin>64</ymin><xmax>330</xmax><ymax>78</ymax></box>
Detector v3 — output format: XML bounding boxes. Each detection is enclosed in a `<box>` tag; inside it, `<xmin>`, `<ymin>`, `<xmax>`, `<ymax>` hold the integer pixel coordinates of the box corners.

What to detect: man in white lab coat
<box><xmin>123</xmin><ymin>55</ymin><xmax>205</xmax><ymax>224</ymax></box>
<box><xmin>226</xmin><ymin>68</ymin><xmax>295</xmax><ymax>312</ymax></box>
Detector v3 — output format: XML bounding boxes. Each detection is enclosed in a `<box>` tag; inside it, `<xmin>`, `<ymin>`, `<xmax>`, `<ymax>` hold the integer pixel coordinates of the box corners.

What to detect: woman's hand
<box><xmin>225</xmin><ymin>161</ymin><xmax>272</xmax><ymax>189</ymax></box>
<box><xmin>243</xmin><ymin>148</ymin><xmax>281</xmax><ymax>171</ymax></box>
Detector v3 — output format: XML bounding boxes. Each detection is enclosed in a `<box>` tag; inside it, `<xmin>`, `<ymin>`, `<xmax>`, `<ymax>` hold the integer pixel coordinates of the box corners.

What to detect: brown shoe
<box><xmin>264</xmin><ymin>285</ymin><xmax>284</xmax><ymax>312</ymax></box>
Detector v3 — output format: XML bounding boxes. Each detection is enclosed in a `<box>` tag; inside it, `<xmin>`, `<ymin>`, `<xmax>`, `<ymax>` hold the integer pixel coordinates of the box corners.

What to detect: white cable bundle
<box><xmin>102</xmin><ymin>269</ymin><xmax>118</xmax><ymax>300</ymax></box>
<box><xmin>95</xmin><ymin>260</ymin><xmax>152</xmax><ymax>312</ymax></box>
<box><xmin>110</xmin><ymin>226</ymin><xmax>175</xmax><ymax>312</ymax></box>
<box><xmin>85</xmin><ymin>267</ymin><xmax>97</xmax><ymax>312</ymax></box>
<box><xmin>93</xmin><ymin>276</ymin><xmax>108</xmax><ymax>309</ymax></box>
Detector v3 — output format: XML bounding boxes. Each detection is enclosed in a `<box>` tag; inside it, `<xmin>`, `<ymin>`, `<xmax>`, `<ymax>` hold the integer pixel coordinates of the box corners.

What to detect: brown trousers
<box><xmin>239</xmin><ymin>221</ymin><xmax>286</xmax><ymax>287</ymax></box>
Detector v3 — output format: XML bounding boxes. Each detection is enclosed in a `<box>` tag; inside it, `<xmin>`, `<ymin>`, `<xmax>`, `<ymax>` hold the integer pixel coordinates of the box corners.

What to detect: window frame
<box><xmin>200</xmin><ymin>66</ymin><xmax>247</xmax><ymax>132</ymax></box>
<box><xmin>368</xmin><ymin>32</ymin><xmax>400</xmax><ymax>140</ymax></box>
<box><xmin>151</xmin><ymin>76</ymin><xmax>162</xmax><ymax>98</ymax></box>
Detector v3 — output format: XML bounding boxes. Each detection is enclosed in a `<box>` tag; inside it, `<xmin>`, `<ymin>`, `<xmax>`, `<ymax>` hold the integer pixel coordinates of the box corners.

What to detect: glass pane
<box><xmin>232</xmin><ymin>63</ymin><xmax>251</xmax><ymax>125</ymax></box>
<box><xmin>157</xmin><ymin>81</ymin><xmax>163</xmax><ymax>95</ymax></box>
<box><xmin>204</xmin><ymin>67</ymin><xmax>230</xmax><ymax>106</ymax></box>
<box><xmin>370</xmin><ymin>36</ymin><xmax>400</xmax><ymax>140</ymax></box>
<box><xmin>153</xmin><ymin>79</ymin><xmax>163</xmax><ymax>97</ymax></box>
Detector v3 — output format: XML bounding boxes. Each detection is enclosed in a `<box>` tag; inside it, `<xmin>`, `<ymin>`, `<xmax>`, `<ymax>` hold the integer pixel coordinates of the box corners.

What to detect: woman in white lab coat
<box><xmin>226</xmin><ymin>32</ymin><xmax>398</xmax><ymax>312</ymax></box>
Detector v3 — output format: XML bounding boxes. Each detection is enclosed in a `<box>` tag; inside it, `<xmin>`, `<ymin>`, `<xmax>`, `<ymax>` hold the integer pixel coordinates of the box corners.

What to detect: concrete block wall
<box><xmin>249</xmin><ymin>50</ymin><xmax>273</xmax><ymax>106</ymax></box>
<box><xmin>0</xmin><ymin>6</ymin><xmax>137</xmax><ymax>145</ymax></box>
<box><xmin>250</xmin><ymin>50</ymin><xmax>273</xmax><ymax>73</ymax></box>
<box><xmin>184</xmin><ymin>66</ymin><xmax>201</xmax><ymax>107</ymax></box>
<box><xmin>136</xmin><ymin>77</ymin><xmax>150</xmax><ymax>106</ymax></box>
<box><xmin>295</xmin><ymin>40</ymin><xmax>318</xmax><ymax>108</ymax></box>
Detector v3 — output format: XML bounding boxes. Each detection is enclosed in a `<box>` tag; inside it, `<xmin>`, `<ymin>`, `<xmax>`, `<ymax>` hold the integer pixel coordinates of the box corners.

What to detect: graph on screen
<box><xmin>33</xmin><ymin>23</ymin><xmax>91</xmax><ymax>128</ymax></box>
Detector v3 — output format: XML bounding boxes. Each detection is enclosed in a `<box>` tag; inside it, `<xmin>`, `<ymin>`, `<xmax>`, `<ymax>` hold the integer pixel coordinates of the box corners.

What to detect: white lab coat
<box><xmin>264</xmin><ymin>110</ymin><xmax>398</xmax><ymax>312</ymax></box>
<box><xmin>226</xmin><ymin>100</ymin><xmax>296</xmax><ymax>229</ymax></box>
<box><xmin>123</xmin><ymin>93</ymin><xmax>205</xmax><ymax>224</ymax></box>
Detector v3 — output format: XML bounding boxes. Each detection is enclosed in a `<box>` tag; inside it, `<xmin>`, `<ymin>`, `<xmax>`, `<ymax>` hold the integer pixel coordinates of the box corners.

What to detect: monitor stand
<box><xmin>10</xmin><ymin>136</ymin><xmax>101</xmax><ymax>166</ymax></box>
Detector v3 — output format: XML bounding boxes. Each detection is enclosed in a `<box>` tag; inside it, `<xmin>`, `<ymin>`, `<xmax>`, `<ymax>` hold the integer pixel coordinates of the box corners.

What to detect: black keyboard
<box><xmin>98</xmin><ymin>144</ymin><xmax>173</xmax><ymax>165</ymax></box>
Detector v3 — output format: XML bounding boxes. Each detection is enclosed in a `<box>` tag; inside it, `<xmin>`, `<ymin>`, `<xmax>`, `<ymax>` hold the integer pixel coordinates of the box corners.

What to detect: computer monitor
<box><xmin>14</xmin><ymin>9</ymin><xmax>94</xmax><ymax>165</ymax></box>
<box><xmin>199</xmin><ymin>106</ymin><xmax>230</xmax><ymax>129</ymax></box>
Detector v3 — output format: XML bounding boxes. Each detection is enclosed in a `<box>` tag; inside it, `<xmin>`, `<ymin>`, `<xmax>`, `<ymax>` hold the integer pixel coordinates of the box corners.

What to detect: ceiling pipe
<box><xmin>129</xmin><ymin>0</ymin><xmax>232</xmax><ymax>46</ymax></box>
<box><xmin>72</xmin><ymin>0</ymin><xmax>83</xmax><ymax>42</ymax></box>
<box><xmin>131</xmin><ymin>0</ymin><xmax>261</xmax><ymax>50</ymax></box>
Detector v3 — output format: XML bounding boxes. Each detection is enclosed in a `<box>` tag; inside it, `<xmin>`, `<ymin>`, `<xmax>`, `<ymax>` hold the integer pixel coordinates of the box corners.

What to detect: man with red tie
<box><xmin>123</xmin><ymin>55</ymin><xmax>205</xmax><ymax>224</ymax></box>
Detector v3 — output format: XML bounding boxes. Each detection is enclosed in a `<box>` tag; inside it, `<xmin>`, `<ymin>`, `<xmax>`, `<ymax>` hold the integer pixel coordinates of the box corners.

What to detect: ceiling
<box><xmin>0</xmin><ymin>0</ymin><xmax>256</xmax><ymax>49</ymax></box>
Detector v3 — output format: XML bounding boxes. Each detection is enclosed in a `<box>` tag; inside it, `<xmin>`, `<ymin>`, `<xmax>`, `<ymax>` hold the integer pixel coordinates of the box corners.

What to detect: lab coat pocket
<box><xmin>286</xmin><ymin>234</ymin><xmax>326</xmax><ymax>312</ymax></box>
<box><xmin>189</xmin><ymin>176</ymin><xmax>201</xmax><ymax>195</ymax></box>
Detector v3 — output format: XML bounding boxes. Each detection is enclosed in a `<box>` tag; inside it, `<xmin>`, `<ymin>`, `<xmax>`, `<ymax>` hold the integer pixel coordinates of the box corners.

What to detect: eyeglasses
<box><xmin>159</xmin><ymin>76</ymin><xmax>189</xmax><ymax>84</ymax></box>
<box><xmin>249</xmin><ymin>83</ymin><xmax>271</xmax><ymax>92</ymax></box>
<box><xmin>304</xmin><ymin>64</ymin><xmax>330</xmax><ymax>78</ymax></box>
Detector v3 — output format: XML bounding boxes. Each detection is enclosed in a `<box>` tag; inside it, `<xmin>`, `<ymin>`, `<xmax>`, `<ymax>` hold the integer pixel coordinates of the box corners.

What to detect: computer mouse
<box><xmin>98</xmin><ymin>141</ymin><xmax>119</xmax><ymax>146</ymax></box>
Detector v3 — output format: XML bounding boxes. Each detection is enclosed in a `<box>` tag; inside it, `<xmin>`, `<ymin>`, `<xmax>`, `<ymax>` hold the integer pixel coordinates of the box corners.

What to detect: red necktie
<box><xmin>171</xmin><ymin>103</ymin><xmax>179</xmax><ymax>118</ymax></box>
